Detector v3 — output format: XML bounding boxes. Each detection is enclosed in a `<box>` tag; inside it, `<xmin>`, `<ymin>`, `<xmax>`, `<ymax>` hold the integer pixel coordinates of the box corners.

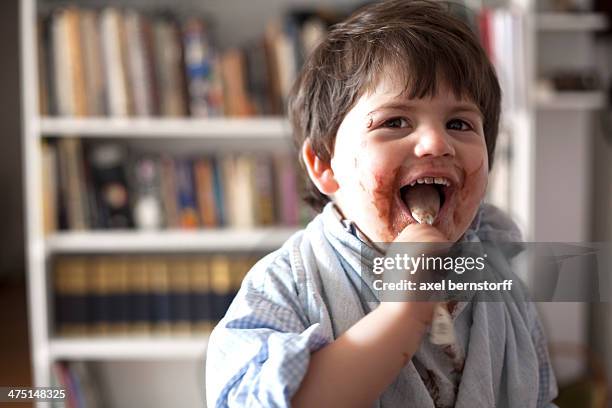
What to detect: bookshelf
<box><xmin>45</xmin><ymin>228</ymin><xmax>298</xmax><ymax>253</ymax></box>
<box><xmin>536</xmin><ymin>12</ymin><xmax>609</xmax><ymax>31</ymax></box>
<box><xmin>39</xmin><ymin>117</ymin><xmax>290</xmax><ymax>138</ymax></box>
<box><xmin>22</xmin><ymin>0</ymin><xmax>310</xmax><ymax>405</ymax></box>
<box><xmin>20</xmin><ymin>0</ymin><xmax>607</xmax><ymax>406</ymax></box>
<box><xmin>535</xmin><ymin>90</ymin><xmax>608</xmax><ymax>110</ymax></box>
<box><xmin>49</xmin><ymin>337</ymin><xmax>209</xmax><ymax>360</ymax></box>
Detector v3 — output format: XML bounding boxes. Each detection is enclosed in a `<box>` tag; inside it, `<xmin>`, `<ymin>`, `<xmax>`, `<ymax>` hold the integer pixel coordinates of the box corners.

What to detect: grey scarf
<box><xmin>294</xmin><ymin>202</ymin><xmax>541</xmax><ymax>408</ymax></box>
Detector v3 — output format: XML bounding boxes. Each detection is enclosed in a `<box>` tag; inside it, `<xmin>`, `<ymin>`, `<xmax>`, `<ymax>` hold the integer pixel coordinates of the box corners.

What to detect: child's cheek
<box><xmin>450</xmin><ymin>155</ymin><xmax>489</xmax><ymax>240</ymax></box>
<box><xmin>355</xmin><ymin>150</ymin><xmax>402</xmax><ymax>241</ymax></box>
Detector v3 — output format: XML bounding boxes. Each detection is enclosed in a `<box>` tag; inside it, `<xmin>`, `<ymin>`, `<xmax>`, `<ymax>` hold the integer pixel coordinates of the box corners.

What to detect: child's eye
<box><xmin>382</xmin><ymin>117</ymin><xmax>410</xmax><ymax>128</ymax></box>
<box><xmin>446</xmin><ymin>119</ymin><xmax>472</xmax><ymax>131</ymax></box>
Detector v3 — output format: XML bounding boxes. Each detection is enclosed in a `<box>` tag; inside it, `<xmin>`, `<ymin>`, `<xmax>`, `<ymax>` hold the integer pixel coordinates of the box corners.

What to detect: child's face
<box><xmin>329</xmin><ymin>74</ymin><xmax>489</xmax><ymax>243</ymax></box>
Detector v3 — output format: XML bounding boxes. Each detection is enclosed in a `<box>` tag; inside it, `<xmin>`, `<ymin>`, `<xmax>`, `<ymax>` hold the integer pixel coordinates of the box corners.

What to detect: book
<box><xmin>57</xmin><ymin>138</ymin><xmax>89</xmax><ymax>230</ymax></box>
<box><xmin>209</xmin><ymin>256</ymin><xmax>233</xmax><ymax>323</ymax></box>
<box><xmin>159</xmin><ymin>155</ymin><xmax>179</xmax><ymax>228</ymax></box>
<box><xmin>211</xmin><ymin>156</ymin><xmax>227</xmax><ymax>226</ymax></box>
<box><xmin>51</xmin><ymin>8</ymin><xmax>74</xmax><ymax>116</ymax></box>
<box><xmin>65</xmin><ymin>7</ymin><xmax>87</xmax><ymax>116</ymax></box>
<box><xmin>183</xmin><ymin>17</ymin><xmax>216</xmax><ymax>117</ymax></box>
<box><xmin>273</xmin><ymin>153</ymin><xmax>299</xmax><ymax>226</ymax></box>
<box><xmin>193</xmin><ymin>157</ymin><xmax>218</xmax><ymax>227</ymax></box>
<box><xmin>124</xmin><ymin>10</ymin><xmax>156</xmax><ymax>117</ymax></box>
<box><xmin>168</xmin><ymin>258</ymin><xmax>192</xmax><ymax>335</ymax></box>
<box><xmin>41</xmin><ymin>142</ymin><xmax>58</xmax><ymax>234</ymax></box>
<box><xmin>190</xmin><ymin>257</ymin><xmax>213</xmax><ymax>333</ymax></box>
<box><xmin>153</xmin><ymin>15</ymin><xmax>188</xmax><ymax>116</ymax></box>
<box><xmin>106</xmin><ymin>256</ymin><xmax>129</xmax><ymax>334</ymax></box>
<box><xmin>37</xmin><ymin>15</ymin><xmax>51</xmax><ymax>115</ymax></box>
<box><xmin>244</xmin><ymin>40</ymin><xmax>274</xmax><ymax>115</ymax></box>
<box><xmin>127</xmin><ymin>256</ymin><xmax>151</xmax><ymax>334</ymax></box>
<box><xmin>54</xmin><ymin>257</ymin><xmax>89</xmax><ymax>336</ymax></box>
<box><xmin>220</xmin><ymin>49</ymin><xmax>255</xmax><ymax>117</ymax></box>
<box><xmin>264</xmin><ymin>19</ymin><xmax>297</xmax><ymax>109</ymax></box>
<box><xmin>87</xmin><ymin>143</ymin><xmax>133</xmax><ymax>229</ymax></box>
<box><xmin>89</xmin><ymin>257</ymin><xmax>111</xmax><ymax>335</ymax></box>
<box><xmin>79</xmin><ymin>9</ymin><xmax>105</xmax><ymax>116</ymax></box>
<box><xmin>52</xmin><ymin>362</ymin><xmax>79</xmax><ymax>408</ymax></box>
<box><xmin>100</xmin><ymin>7</ymin><xmax>131</xmax><ymax>116</ymax></box>
<box><xmin>253</xmin><ymin>154</ymin><xmax>276</xmax><ymax>225</ymax></box>
<box><xmin>148</xmin><ymin>257</ymin><xmax>171</xmax><ymax>334</ymax></box>
<box><xmin>130</xmin><ymin>156</ymin><xmax>163</xmax><ymax>230</ymax></box>
<box><xmin>233</xmin><ymin>155</ymin><xmax>256</xmax><ymax>228</ymax></box>
<box><xmin>175</xmin><ymin>158</ymin><xmax>200</xmax><ymax>229</ymax></box>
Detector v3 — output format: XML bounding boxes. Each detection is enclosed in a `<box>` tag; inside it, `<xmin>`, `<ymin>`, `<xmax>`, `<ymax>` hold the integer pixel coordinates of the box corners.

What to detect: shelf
<box><xmin>535</xmin><ymin>91</ymin><xmax>607</xmax><ymax>110</ymax></box>
<box><xmin>49</xmin><ymin>337</ymin><xmax>209</xmax><ymax>360</ymax></box>
<box><xmin>45</xmin><ymin>228</ymin><xmax>299</xmax><ymax>253</ymax></box>
<box><xmin>537</xmin><ymin>12</ymin><xmax>609</xmax><ymax>32</ymax></box>
<box><xmin>38</xmin><ymin>117</ymin><xmax>290</xmax><ymax>139</ymax></box>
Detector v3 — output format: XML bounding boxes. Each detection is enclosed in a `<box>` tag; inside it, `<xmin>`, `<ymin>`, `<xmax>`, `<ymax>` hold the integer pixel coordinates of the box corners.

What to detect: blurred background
<box><xmin>1</xmin><ymin>0</ymin><xmax>611</xmax><ymax>406</ymax></box>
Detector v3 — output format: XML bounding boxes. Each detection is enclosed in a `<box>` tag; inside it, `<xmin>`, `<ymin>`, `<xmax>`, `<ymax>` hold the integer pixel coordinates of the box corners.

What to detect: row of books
<box><xmin>38</xmin><ymin>6</ymin><xmax>335</xmax><ymax>118</ymax></box>
<box><xmin>42</xmin><ymin>139</ymin><xmax>312</xmax><ymax>232</ymax></box>
<box><xmin>54</xmin><ymin>255</ymin><xmax>259</xmax><ymax>337</ymax></box>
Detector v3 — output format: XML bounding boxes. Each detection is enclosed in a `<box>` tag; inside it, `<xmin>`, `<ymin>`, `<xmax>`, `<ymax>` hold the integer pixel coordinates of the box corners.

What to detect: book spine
<box><xmin>42</xmin><ymin>142</ymin><xmax>58</xmax><ymax>234</ymax></box>
<box><xmin>183</xmin><ymin>18</ymin><xmax>212</xmax><ymax>117</ymax></box>
<box><xmin>127</xmin><ymin>256</ymin><xmax>151</xmax><ymax>335</ymax></box>
<box><xmin>130</xmin><ymin>156</ymin><xmax>163</xmax><ymax>230</ymax></box>
<box><xmin>106</xmin><ymin>257</ymin><xmax>129</xmax><ymax>334</ymax></box>
<box><xmin>54</xmin><ymin>257</ymin><xmax>89</xmax><ymax>336</ymax></box>
<box><xmin>125</xmin><ymin>10</ymin><xmax>157</xmax><ymax>117</ymax></box>
<box><xmin>209</xmin><ymin>256</ymin><xmax>233</xmax><ymax>323</ymax></box>
<box><xmin>168</xmin><ymin>258</ymin><xmax>192</xmax><ymax>335</ymax></box>
<box><xmin>58</xmin><ymin>138</ymin><xmax>88</xmax><ymax>230</ymax></box>
<box><xmin>90</xmin><ymin>257</ymin><xmax>111</xmax><ymax>335</ymax></box>
<box><xmin>52</xmin><ymin>9</ymin><xmax>74</xmax><ymax>116</ymax></box>
<box><xmin>149</xmin><ymin>258</ymin><xmax>171</xmax><ymax>334</ymax></box>
<box><xmin>79</xmin><ymin>9</ymin><xmax>105</xmax><ymax>116</ymax></box>
<box><xmin>253</xmin><ymin>155</ymin><xmax>275</xmax><ymax>225</ymax></box>
<box><xmin>100</xmin><ymin>8</ymin><xmax>130</xmax><ymax>116</ymax></box>
<box><xmin>65</xmin><ymin>8</ymin><xmax>87</xmax><ymax>116</ymax></box>
<box><xmin>211</xmin><ymin>156</ymin><xmax>226</xmax><ymax>226</ymax></box>
<box><xmin>189</xmin><ymin>257</ymin><xmax>213</xmax><ymax>334</ymax></box>
<box><xmin>159</xmin><ymin>156</ymin><xmax>179</xmax><ymax>228</ymax></box>
<box><xmin>88</xmin><ymin>144</ymin><xmax>133</xmax><ymax>229</ymax></box>
<box><xmin>153</xmin><ymin>16</ymin><xmax>187</xmax><ymax>116</ymax></box>
<box><xmin>175</xmin><ymin>159</ymin><xmax>200</xmax><ymax>229</ymax></box>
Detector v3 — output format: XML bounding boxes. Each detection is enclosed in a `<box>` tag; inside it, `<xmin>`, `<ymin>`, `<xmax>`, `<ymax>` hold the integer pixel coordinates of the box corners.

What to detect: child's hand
<box><xmin>394</xmin><ymin>222</ymin><xmax>449</xmax><ymax>244</ymax></box>
<box><xmin>380</xmin><ymin>223</ymin><xmax>450</xmax><ymax>326</ymax></box>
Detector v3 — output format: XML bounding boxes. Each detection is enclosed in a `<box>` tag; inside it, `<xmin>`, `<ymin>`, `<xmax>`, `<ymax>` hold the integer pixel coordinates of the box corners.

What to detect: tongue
<box><xmin>402</xmin><ymin>184</ymin><xmax>441</xmax><ymax>225</ymax></box>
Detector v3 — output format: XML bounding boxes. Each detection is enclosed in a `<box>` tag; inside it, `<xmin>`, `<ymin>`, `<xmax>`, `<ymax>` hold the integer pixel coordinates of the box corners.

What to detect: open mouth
<box><xmin>399</xmin><ymin>176</ymin><xmax>453</xmax><ymax>225</ymax></box>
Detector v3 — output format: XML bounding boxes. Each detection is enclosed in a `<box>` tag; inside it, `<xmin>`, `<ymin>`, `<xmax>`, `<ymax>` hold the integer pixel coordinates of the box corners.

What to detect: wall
<box><xmin>0</xmin><ymin>0</ymin><xmax>24</xmax><ymax>279</ymax></box>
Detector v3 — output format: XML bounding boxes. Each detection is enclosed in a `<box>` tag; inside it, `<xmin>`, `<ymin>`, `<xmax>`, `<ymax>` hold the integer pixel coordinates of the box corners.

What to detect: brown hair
<box><xmin>288</xmin><ymin>0</ymin><xmax>501</xmax><ymax>212</ymax></box>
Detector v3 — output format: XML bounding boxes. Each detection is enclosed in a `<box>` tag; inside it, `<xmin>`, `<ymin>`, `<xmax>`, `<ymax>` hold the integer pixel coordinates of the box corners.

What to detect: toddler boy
<box><xmin>206</xmin><ymin>1</ymin><xmax>558</xmax><ymax>407</ymax></box>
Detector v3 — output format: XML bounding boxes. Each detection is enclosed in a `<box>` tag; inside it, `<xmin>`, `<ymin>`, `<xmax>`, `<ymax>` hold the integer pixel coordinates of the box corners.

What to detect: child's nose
<box><xmin>413</xmin><ymin>125</ymin><xmax>455</xmax><ymax>158</ymax></box>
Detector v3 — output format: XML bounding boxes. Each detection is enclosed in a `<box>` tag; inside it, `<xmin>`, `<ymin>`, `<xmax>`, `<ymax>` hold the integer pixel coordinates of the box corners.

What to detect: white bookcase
<box><xmin>20</xmin><ymin>0</ymin><xmax>302</xmax><ymax>405</ymax></box>
<box><xmin>20</xmin><ymin>0</ymin><xmax>607</xmax><ymax>405</ymax></box>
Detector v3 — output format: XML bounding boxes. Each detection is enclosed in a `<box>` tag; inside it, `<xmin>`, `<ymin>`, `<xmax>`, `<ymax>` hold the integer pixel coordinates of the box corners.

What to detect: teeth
<box><xmin>406</xmin><ymin>177</ymin><xmax>450</xmax><ymax>188</ymax></box>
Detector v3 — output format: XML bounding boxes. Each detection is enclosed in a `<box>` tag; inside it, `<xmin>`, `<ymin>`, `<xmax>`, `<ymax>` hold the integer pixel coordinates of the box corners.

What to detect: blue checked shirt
<box><xmin>205</xmin><ymin>204</ymin><xmax>558</xmax><ymax>408</ymax></box>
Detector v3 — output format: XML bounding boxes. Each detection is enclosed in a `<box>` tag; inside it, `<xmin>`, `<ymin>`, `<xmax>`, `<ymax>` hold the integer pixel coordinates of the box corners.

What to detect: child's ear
<box><xmin>301</xmin><ymin>139</ymin><xmax>339</xmax><ymax>195</ymax></box>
